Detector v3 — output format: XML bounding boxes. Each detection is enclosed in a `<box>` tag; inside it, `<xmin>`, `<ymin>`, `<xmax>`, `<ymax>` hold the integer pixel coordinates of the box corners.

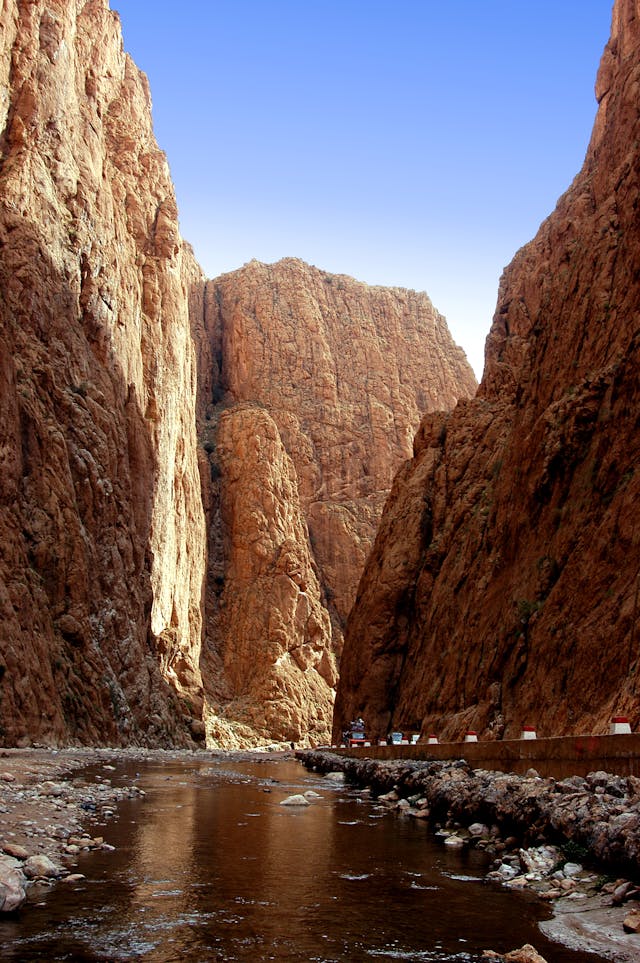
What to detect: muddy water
<box><xmin>0</xmin><ymin>757</ymin><xmax>610</xmax><ymax>962</ymax></box>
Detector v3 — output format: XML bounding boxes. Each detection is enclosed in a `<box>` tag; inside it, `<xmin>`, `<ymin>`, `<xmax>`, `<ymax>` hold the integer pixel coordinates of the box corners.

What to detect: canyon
<box><xmin>2</xmin><ymin>0</ymin><xmax>637</xmax><ymax>753</ymax></box>
<box><xmin>334</xmin><ymin>0</ymin><xmax>640</xmax><ymax>744</ymax></box>
<box><xmin>0</xmin><ymin>0</ymin><xmax>475</xmax><ymax>747</ymax></box>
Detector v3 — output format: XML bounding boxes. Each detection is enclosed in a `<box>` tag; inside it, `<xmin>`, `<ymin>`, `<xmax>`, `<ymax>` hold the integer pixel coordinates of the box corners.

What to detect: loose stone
<box><xmin>1</xmin><ymin>843</ymin><xmax>29</xmax><ymax>860</ymax></box>
<box><xmin>0</xmin><ymin>863</ymin><xmax>27</xmax><ymax>912</ymax></box>
<box><xmin>279</xmin><ymin>794</ymin><xmax>310</xmax><ymax>807</ymax></box>
<box><xmin>623</xmin><ymin>911</ymin><xmax>640</xmax><ymax>934</ymax></box>
<box><xmin>444</xmin><ymin>834</ymin><xmax>465</xmax><ymax>848</ymax></box>
<box><xmin>23</xmin><ymin>855</ymin><xmax>64</xmax><ymax>879</ymax></box>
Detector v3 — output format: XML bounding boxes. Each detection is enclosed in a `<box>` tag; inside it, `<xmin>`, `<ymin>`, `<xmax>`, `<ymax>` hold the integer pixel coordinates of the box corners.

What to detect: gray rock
<box><xmin>279</xmin><ymin>794</ymin><xmax>310</xmax><ymax>807</ymax></box>
<box><xmin>0</xmin><ymin>878</ymin><xmax>26</xmax><ymax>912</ymax></box>
<box><xmin>23</xmin><ymin>854</ymin><xmax>63</xmax><ymax>879</ymax></box>
<box><xmin>519</xmin><ymin>845</ymin><xmax>561</xmax><ymax>877</ymax></box>
<box><xmin>469</xmin><ymin>822</ymin><xmax>488</xmax><ymax>837</ymax></box>
<box><xmin>38</xmin><ymin>782</ymin><xmax>66</xmax><ymax>798</ymax></box>
<box><xmin>0</xmin><ymin>858</ymin><xmax>27</xmax><ymax>912</ymax></box>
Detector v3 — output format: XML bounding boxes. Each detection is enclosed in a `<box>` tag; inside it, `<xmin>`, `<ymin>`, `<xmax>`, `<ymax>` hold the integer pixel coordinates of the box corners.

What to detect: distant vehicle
<box><xmin>344</xmin><ymin>718</ymin><xmax>366</xmax><ymax>747</ymax></box>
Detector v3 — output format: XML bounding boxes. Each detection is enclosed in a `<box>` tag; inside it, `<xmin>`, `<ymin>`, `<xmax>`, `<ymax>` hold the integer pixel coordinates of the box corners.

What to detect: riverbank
<box><xmin>300</xmin><ymin>749</ymin><xmax>640</xmax><ymax>961</ymax></box>
<box><xmin>0</xmin><ymin>747</ymin><xmax>155</xmax><ymax>911</ymax></box>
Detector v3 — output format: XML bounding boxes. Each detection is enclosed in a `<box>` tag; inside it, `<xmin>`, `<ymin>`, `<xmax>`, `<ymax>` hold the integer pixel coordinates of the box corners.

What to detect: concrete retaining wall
<box><xmin>331</xmin><ymin>733</ymin><xmax>640</xmax><ymax>777</ymax></box>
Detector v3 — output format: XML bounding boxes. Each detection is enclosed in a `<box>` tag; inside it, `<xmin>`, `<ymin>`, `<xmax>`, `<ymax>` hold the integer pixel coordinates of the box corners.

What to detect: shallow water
<box><xmin>0</xmin><ymin>757</ymin><xmax>610</xmax><ymax>962</ymax></box>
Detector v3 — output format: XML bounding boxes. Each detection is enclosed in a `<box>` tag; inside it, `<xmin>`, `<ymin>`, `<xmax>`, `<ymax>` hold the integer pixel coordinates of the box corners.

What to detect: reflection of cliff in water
<box><xmin>0</xmin><ymin>758</ymin><xmax>611</xmax><ymax>962</ymax></box>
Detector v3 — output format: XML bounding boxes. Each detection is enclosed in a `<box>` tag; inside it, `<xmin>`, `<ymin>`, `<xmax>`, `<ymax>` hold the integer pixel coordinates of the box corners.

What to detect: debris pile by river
<box><xmin>301</xmin><ymin>751</ymin><xmax>640</xmax><ymax>875</ymax></box>
<box><xmin>301</xmin><ymin>750</ymin><xmax>640</xmax><ymax>955</ymax></box>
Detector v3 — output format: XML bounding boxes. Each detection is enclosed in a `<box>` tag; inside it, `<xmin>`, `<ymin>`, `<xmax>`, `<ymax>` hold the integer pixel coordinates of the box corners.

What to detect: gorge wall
<box><xmin>334</xmin><ymin>0</ymin><xmax>640</xmax><ymax>744</ymax></box>
<box><xmin>191</xmin><ymin>259</ymin><xmax>476</xmax><ymax>745</ymax></box>
<box><xmin>0</xmin><ymin>0</ymin><xmax>206</xmax><ymax>746</ymax></box>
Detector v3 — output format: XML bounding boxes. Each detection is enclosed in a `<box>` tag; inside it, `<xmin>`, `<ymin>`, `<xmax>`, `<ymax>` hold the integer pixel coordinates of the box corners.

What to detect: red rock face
<box><xmin>0</xmin><ymin>0</ymin><xmax>206</xmax><ymax>746</ymax></box>
<box><xmin>192</xmin><ymin>259</ymin><xmax>476</xmax><ymax>745</ymax></box>
<box><xmin>334</xmin><ymin>0</ymin><xmax>640</xmax><ymax>743</ymax></box>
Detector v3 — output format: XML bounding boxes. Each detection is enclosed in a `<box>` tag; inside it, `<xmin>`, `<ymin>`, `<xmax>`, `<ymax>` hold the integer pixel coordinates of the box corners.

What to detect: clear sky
<box><xmin>112</xmin><ymin>1</ymin><xmax>613</xmax><ymax>380</ymax></box>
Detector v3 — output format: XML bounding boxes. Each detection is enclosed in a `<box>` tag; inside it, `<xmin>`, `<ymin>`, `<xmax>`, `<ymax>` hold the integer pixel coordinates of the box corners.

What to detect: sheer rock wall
<box><xmin>0</xmin><ymin>1</ymin><xmax>478</xmax><ymax>750</ymax></box>
<box><xmin>0</xmin><ymin>0</ymin><xmax>206</xmax><ymax>746</ymax></box>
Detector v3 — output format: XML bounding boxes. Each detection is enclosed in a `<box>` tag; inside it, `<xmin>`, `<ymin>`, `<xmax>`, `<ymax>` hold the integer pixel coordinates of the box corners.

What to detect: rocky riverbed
<box><xmin>0</xmin><ymin>747</ymin><xmax>151</xmax><ymax>912</ymax></box>
<box><xmin>3</xmin><ymin>746</ymin><xmax>640</xmax><ymax>961</ymax></box>
<box><xmin>301</xmin><ymin>750</ymin><xmax>640</xmax><ymax>961</ymax></box>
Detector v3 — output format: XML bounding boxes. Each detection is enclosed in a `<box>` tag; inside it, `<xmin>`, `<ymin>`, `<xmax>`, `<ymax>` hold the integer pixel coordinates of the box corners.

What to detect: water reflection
<box><xmin>127</xmin><ymin>772</ymin><xmax>201</xmax><ymax>939</ymax></box>
<box><xmin>0</xmin><ymin>757</ymin><xmax>613</xmax><ymax>962</ymax></box>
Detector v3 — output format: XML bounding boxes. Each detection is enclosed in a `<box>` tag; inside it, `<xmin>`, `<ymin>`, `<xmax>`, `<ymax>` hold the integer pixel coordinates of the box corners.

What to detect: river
<box><xmin>0</xmin><ymin>755</ymin><xmax>611</xmax><ymax>961</ymax></box>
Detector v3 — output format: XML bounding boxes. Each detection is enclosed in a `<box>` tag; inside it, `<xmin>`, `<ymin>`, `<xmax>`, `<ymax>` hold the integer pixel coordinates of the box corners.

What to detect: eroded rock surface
<box><xmin>192</xmin><ymin>258</ymin><xmax>476</xmax><ymax>745</ymax></box>
<box><xmin>205</xmin><ymin>403</ymin><xmax>337</xmax><ymax>745</ymax></box>
<box><xmin>0</xmin><ymin>0</ymin><xmax>206</xmax><ymax>745</ymax></box>
<box><xmin>334</xmin><ymin>0</ymin><xmax>640</xmax><ymax>743</ymax></box>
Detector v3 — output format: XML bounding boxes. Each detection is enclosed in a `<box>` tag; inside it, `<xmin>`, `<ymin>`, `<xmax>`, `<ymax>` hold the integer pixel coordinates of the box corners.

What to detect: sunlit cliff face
<box><xmin>0</xmin><ymin>1</ymin><xmax>476</xmax><ymax>748</ymax></box>
<box><xmin>192</xmin><ymin>258</ymin><xmax>476</xmax><ymax>746</ymax></box>
<box><xmin>0</xmin><ymin>0</ymin><xmax>205</xmax><ymax>744</ymax></box>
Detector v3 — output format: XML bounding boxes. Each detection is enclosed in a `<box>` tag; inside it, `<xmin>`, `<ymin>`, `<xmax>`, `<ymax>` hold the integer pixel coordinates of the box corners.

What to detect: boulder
<box><xmin>623</xmin><ymin>911</ymin><xmax>640</xmax><ymax>934</ymax></box>
<box><xmin>444</xmin><ymin>834</ymin><xmax>465</xmax><ymax>848</ymax></box>
<box><xmin>519</xmin><ymin>846</ymin><xmax>560</xmax><ymax>877</ymax></box>
<box><xmin>23</xmin><ymin>855</ymin><xmax>64</xmax><ymax>879</ymax></box>
<box><xmin>505</xmin><ymin>947</ymin><xmax>548</xmax><ymax>963</ymax></box>
<box><xmin>0</xmin><ymin>858</ymin><xmax>27</xmax><ymax>913</ymax></box>
<box><xmin>469</xmin><ymin>822</ymin><xmax>489</xmax><ymax>837</ymax></box>
<box><xmin>1</xmin><ymin>843</ymin><xmax>29</xmax><ymax>860</ymax></box>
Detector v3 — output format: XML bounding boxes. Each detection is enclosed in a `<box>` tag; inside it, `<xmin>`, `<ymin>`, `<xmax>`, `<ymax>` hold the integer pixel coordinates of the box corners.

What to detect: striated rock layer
<box><xmin>334</xmin><ymin>0</ymin><xmax>640</xmax><ymax>744</ymax></box>
<box><xmin>0</xmin><ymin>0</ymin><xmax>206</xmax><ymax>746</ymax></box>
<box><xmin>192</xmin><ymin>259</ymin><xmax>476</xmax><ymax>745</ymax></box>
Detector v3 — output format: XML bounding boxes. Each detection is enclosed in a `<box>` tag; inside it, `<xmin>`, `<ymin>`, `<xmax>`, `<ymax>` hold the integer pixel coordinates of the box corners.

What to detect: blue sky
<box><xmin>113</xmin><ymin>1</ymin><xmax>613</xmax><ymax>379</ymax></box>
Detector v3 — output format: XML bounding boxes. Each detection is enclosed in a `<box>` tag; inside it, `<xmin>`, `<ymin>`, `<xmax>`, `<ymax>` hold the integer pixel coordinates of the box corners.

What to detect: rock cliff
<box><xmin>334</xmin><ymin>0</ymin><xmax>640</xmax><ymax>743</ymax></box>
<box><xmin>0</xmin><ymin>1</ymin><xmax>477</xmax><ymax>749</ymax></box>
<box><xmin>0</xmin><ymin>0</ymin><xmax>206</xmax><ymax>745</ymax></box>
<box><xmin>192</xmin><ymin>259</ymin><xmax>476</xmax><ymax>745</ymax></box>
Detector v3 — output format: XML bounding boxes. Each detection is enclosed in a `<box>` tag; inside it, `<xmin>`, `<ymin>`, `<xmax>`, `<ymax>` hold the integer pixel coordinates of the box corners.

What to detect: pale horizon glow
<box><xmin>113</xmin><ymin>1</ymin><xmax>613</xmax><ymax>380</ymax></box>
